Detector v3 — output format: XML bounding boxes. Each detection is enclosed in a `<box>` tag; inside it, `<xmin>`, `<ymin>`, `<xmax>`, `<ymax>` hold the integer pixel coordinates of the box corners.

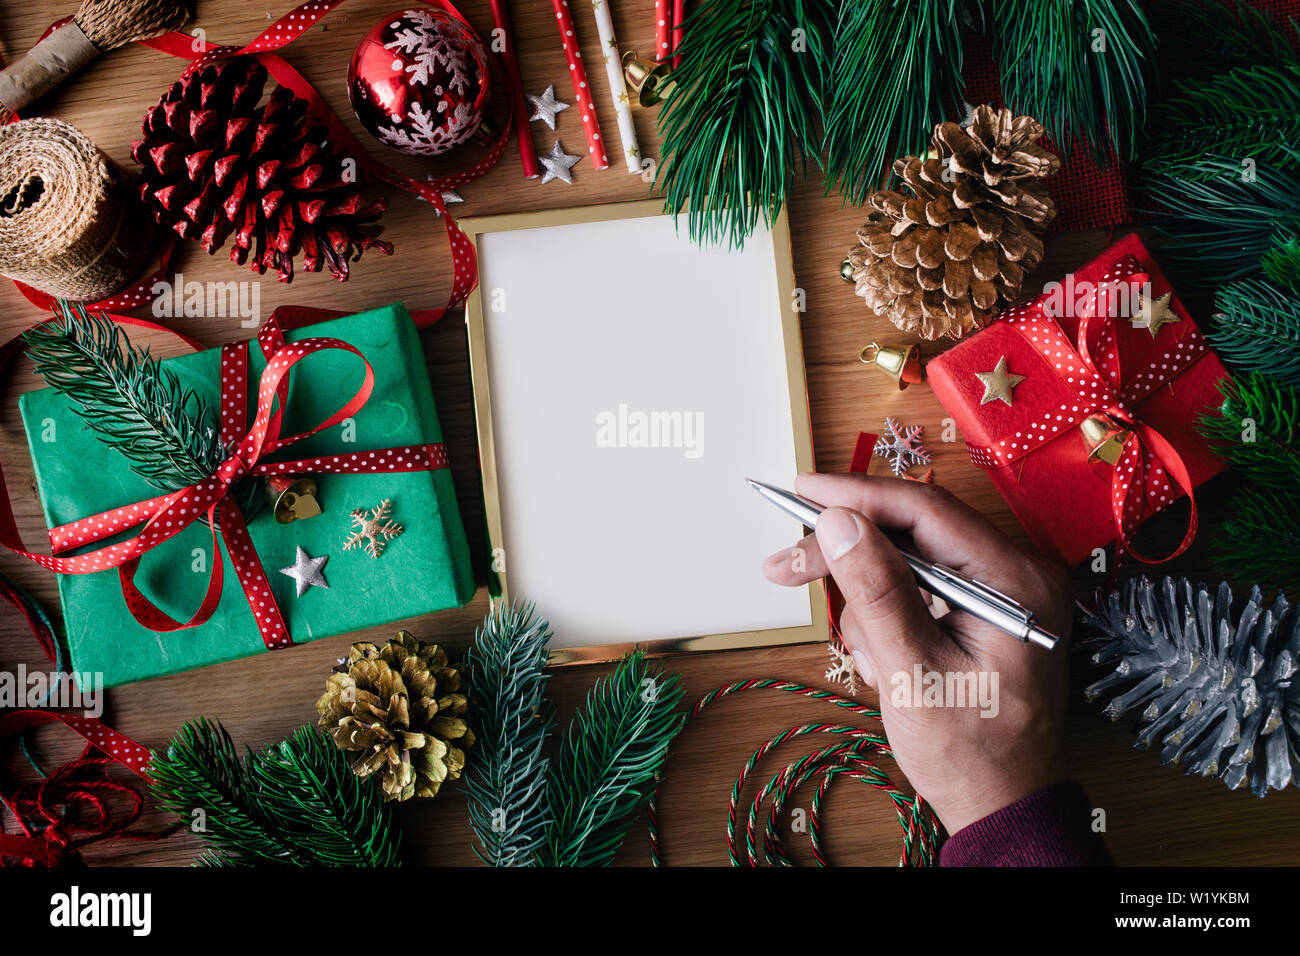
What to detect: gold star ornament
<box><xmin>1132</xmin><ymin>291</ymin><xmax>1179</xmax><ymax>338</ymax></box>
<box><xmin>975</xmin><ymin>356</ymin><xmax>1026</xmax><ymax>407</ymax></box>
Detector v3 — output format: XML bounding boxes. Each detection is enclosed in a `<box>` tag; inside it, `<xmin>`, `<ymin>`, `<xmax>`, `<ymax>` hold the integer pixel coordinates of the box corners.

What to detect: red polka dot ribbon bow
<box><xmin>12</xmin><ymin>316</ymin><xmax>449</xmax><ymax>649</ymax></box>
<box><xmin>966</xmin><ymin>254</ymin><xmax>1207</xmax><ymax>565</ymax></box>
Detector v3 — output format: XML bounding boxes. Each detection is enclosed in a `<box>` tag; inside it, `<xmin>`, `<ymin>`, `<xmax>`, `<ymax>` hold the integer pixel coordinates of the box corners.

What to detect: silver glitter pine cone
<box><xmin>1079</xmin><ymin>576</ymin><xmax>1299</xmax><ymax>796</ymax></box>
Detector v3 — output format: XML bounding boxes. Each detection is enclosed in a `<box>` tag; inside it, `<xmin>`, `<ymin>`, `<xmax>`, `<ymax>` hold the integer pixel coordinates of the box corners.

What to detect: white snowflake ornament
<box><xmin>874</xmin><ymin>417</ymin><xmax>930</xmax><ymax>475</ymax></box>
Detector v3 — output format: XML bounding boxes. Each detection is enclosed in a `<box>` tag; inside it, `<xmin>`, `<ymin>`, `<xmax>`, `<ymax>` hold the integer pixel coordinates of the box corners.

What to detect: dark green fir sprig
<box><xmin>1208</xmin><ymin>277</ymin><xmax>1300</xmax><ymax>387</ymax></box>
<box><xmin>1147</xmin><ymin>0</ymin><xmax>1299</xmax><ymax>84</ymax></box>
<box><xmin>540</xmin><ymin>648</ymin><xmax>684</xmax><ymax>867</ymax></box>
<box><xmin>990</xmin><ymin>0</ymin><xmax>1157</xmax><ymax>162</ymax></box>
<box><xmin>149</xmin><ymin>719</ymin><xmax>402</xmax><ymax>867</ymax></box>
<box><xmin>21</xmin><ymin>301</ymin><xmax>225</xmax><ymax>491</ymax></box>
<box><xmin>462</xmin><ymin>602</ymin><xmax>555</xmax><ymax>867</ymax></box>
<box><xmin>1199</xmin><ymin>373</ymin><xmax>1300</xmax><ymax>492</ymax></box>
<box><xmin>1212</xmin><ymin>486</ymin><xmax>1300</xmax><ymax>592</ymax></box>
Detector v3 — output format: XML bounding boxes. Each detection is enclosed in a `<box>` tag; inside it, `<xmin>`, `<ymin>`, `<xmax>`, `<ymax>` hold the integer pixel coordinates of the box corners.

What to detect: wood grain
<box><xmin>1</xmin><ymin>1</ymin><xmax>1296</xmax><ymax>867</ymax></box>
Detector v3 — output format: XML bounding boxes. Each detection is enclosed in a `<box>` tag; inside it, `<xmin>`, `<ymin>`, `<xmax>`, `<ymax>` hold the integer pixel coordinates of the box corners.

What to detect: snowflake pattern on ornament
<box><xmin>384</xmin><ymin>9</ymin><xmax>474</xmax><ymax>94</ymax></box>
<box><xmin>376</xmin><ymin>100</ymin><xmax>476</xmax><ymax>156</ymax></box>
<box><xmin>874</xmin><ymin>417</ymin><xmax>930</xmax><ymax>475</ymax></box>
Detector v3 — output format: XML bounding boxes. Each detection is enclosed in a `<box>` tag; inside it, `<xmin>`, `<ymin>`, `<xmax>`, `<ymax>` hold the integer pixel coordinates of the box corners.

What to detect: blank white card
<box><xmin>475</xmin><ymin>211</ymin><xmax>814</xmax><ymax>649</ymax></box>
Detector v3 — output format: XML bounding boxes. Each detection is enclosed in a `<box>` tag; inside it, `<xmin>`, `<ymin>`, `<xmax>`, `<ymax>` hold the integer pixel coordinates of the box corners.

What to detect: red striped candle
<box><xmin>490</xmin><ymin>0</ymin><xmax>540</xmax><ymax>179</ymax></box>
<box><xmin>655</xmin><ymin>0</ymin><xmax>671</xmax><ymax>62</ymax></box>
<box><xmin>551</xmin><ymin>0</ymin><xmax>609</xmax><ymax>170</ymax></box>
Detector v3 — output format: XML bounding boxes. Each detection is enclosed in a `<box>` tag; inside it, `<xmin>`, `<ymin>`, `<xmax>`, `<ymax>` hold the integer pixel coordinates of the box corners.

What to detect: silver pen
<box><xmin>747</xmin><ymin>478</ymin><xmax>1060</xmax><ymax>650</ymax></box>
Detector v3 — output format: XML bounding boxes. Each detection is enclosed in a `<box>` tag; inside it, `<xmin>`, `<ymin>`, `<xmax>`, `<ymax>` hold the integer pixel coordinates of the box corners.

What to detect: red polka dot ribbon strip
<box><xmin>4</xmin><ymin>314</ymin><xmax>450</xmax><ymax>651</ymax></box>
<box><xmin>965</xmin><ymin>253</ymin><xmax>1204</xmax><ymax>565</ymax></box>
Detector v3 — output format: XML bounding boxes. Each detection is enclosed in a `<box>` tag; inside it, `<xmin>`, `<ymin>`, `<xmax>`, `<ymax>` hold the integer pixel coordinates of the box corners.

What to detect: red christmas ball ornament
<box><xmin>347</xmin><ymin>7</ymin><xmax>491</xmax><ymax>157</ymax></box>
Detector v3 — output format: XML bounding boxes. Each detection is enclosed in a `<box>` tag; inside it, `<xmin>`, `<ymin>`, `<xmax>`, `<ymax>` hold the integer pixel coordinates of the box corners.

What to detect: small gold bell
<box><xmin>622</xmin><ymin>50</ymin><xmax>674</xmax><ymax>106</ymax></box>
<box><xmin>840</xmin><ymin>258</ymin><xmax>855</xmax><ymax>282</ymax></box>
<box><xmin>860</xmin><ymin>342</ymin><xmax>924</xmax><ymax>390</ymax></box>
<box><xmin>266</xmin><ymin>476</ymin><xmax>322</xmax><ymax>524</ymax></box>
<box><xmin>1079</xmin><ymin>413</ymin><xmax>1131</xmax><ymax>465</ymax></box>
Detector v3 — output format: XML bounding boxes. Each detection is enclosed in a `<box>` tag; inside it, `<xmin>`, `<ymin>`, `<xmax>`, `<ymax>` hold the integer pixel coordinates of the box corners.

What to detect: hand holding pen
<box><xmin>759</xmin><ymin>473</ymin><xmax>1075</xmax><ymax>835</ymax></box>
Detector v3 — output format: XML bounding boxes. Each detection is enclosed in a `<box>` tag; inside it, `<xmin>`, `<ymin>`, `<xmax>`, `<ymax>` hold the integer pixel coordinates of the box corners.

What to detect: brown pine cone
<box><xmin>132</xmin><ymin>58</ymin><xmax>393</xmax><ymax>283</ymax></box>
<box><xmin>316</xmin><ymin>631</ymin><xmax>473</xmax><ymax>802</ymax></box>
<box><xmin>846</xmin><ymin>105</ymin><xmax>1060</xmax><ymax>340</ymax></box>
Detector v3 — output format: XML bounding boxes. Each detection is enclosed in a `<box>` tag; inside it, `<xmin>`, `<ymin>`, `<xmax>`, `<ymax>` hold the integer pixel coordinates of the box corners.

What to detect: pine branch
<box><xmin>1212</xmin><ymin>486</ymin><xmax>1300</xmax><ymax>592</ymax></box>
<box><xmin>654</xmin><ymin>0</ymin><xmax>833</xmax><ymax>248</ymax></box>
<box><xmin>1264</xmin><ymin>235</ymin><xmax>1300</xmax><ymax>296</ymax></box>
<box><xmin>1199</xmin><ymin>372</ymin><xmax>1300</xmax><ymax>491</ymax></box>
<box><xmin>822</xmin><ymin>0</ymin><xmax>965</xmax><ymax>206</ymax></box>
<box><xmin>1140</xmin><ymin>64</ymin><xmax>1300</xmax><ymax>174</ymax></box>
<box><xmin>1138</xmin><ymin>157</ymin><xmax>1300</xmax><ymax>288</ymax></box>
<box><xmin>1147</xmin><ymin>0</ymin><xmax>1300</xmax><ymax>84</ymax></box>
<box><xmin>1208</xmin><ymin>277</ymin><xmax>1300</xmax><ymax>386</ymax></box>
<box><xmin>462</xmin><ymin>602</ymin><xmax>555</xmax><ymax>867</ymax></box>
<box><xmin>149</xmin><ymin>718</ymin><xmax>402</xmax><ymax>867</ymax></box>
<box><xmin>992</xmin><ymin>0</ymin><xmax>1156</xmax><ymax>162</ymax></box>
<box><xmin>540</xmin><ymin>649</ymin><xmax>684</xmax><ymax>867</ymax></box>
<box><xmin>21</xmin><ymin>301</ymin><xmax>226</xmax><ymax>491</ymax></box>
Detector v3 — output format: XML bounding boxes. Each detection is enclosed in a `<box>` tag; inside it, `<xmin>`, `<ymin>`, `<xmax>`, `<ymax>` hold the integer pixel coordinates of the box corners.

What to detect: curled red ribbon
<box><xmin>966</xmin><ymin>253</ymin><xmax>1209</xmax><ymax>565</ymax></box>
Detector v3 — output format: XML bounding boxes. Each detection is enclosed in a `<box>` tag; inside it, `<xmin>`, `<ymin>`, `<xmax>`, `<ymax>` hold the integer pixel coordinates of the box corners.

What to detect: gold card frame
<box><xmin>460</xmin><ymin>198</ymin><xmax>827</xmax><ymax>665</ymax></box>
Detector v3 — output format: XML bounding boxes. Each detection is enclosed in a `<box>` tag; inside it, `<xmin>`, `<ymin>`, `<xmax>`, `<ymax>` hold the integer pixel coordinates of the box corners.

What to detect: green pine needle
<box><xmin>1212</xmin><ymin>486</ymin><xmax>1300</xmax><ymax>591</ymax></box>
<box><xmin>1208</xmin><ymin>277</ymin><xmax>1300</xmax><ymax>386</ymax></box>
<box><xmin>822</xmin><ymin>0</ymin><xmax>965</xmax><ymax>205</ymax></box>
<box><xmin>992</xmin><ymin>0</ymin><xmax>1156</xmax><ymax>162</ymax></box>
<box><xmin>21</xmin><ymin>301</ymin><xmax>226</xmax><ymax>491</ymax></box>
<box><xmin>1148</xmin><ymin>0</ymin><xmax>1299</xmax><ymax>82</ymax></box>
<box><xmin>1139</xmin><ymin>157</ymin><xmax>1300</xmax><ymax>288</ymax></box>
<box><xmin>462</xmin><ymin>602</ymin><xmax>555</xmax><ymax>867</ymax></box>
<box><xmin>1141</xmin><ymin>64</ymin><xmax>1300</xmax><ymax>173</ymax></box>
<box><xmin>540</xmin><ymin>649</ymin><xmax>684</xmax><ymax>867</ymax></box>
<box><xmin>654</xmin><ymin>0</ymin><xmax>832</xmax><ymax>248</ymax></box>
<box><xmin>149</xmin><ymin>718</ymin><xmax>402</xmax><ymax>867</ymax></box>
<box><xmin>1263</xmin><ymin>236</ymin><xmax>1300</xmax><ymax>296</ymax></box>
<box><xmin>1199</xmin><ymin>373</ymin><xmax>1300</xmax><ymax>492</ymax></box>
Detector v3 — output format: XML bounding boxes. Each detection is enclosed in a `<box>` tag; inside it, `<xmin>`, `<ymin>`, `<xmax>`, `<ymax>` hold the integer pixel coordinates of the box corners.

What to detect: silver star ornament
<box><xmin>279</xmin><ymin>546</ymin><xmax>329</xmax><ymax>597</ymax></box>
<box><xmin>527</xmin><ymin>84</ymin><xmax>570</xmax><ymax>130</ymax></box>
<box><xmin>539</xmin><ymin>141</ymin><xmax>581</xmax><ymax>185</ymax></box>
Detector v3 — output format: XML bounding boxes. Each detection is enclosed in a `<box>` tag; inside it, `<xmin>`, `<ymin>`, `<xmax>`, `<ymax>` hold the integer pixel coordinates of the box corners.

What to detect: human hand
<box><xmin>762</xmin><ymin>473</ymin><xmax>1074</xmax><ymax>834</ymax></box>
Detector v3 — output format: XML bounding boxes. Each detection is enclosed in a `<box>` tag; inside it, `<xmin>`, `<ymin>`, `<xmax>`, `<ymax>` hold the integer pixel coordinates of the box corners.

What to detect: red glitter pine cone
<box><xmin>132</xmin><ymin>58</ymin><xmax>393</xmax><ymax>282</ymax></box>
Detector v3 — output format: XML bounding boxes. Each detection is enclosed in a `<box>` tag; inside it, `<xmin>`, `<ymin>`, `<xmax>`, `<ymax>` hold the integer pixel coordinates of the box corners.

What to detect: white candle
<box><xmin>589</xmin><ymin>0</ymin><xmax>642</xmax><ymax>174</ymax></box>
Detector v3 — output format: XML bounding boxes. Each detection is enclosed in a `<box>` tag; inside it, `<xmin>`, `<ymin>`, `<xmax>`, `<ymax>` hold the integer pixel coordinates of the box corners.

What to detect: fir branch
<box><xmin>540</xmin><ymin>649</ymin><xmax>684</xmax><ymax>867</ymax></box>
<box><xmin>1208</xmin><ymin>277</ymin><xmax>1300</xmax><ymax>386</ymax></box>
<box><xmin>1138</xmin><ymin>157</ymin><xmax>1300</xmax><ymax>288</ymax></box>
<box><xmin>991</xmin><ymin>0</ymin><xmax>1156</xmax><ymax>162</ymax></box>
<box><xmin>149</xmin><ymin>718</ymin><xmax>402</xmax><ymax>867</ymax></box>
<box><xmin>1140</xmin><ymin>64</ymin><xmax>1300</xmax><ymax>174</ymax></box>
<box><xmin>1264</xmin><ymin>236</ymin><xmax>1300</xmax><ymax>296</ymax></box>
<box><xmin>1147</xmin><ymin>0</ymin><xmax>1300</xmax><ymax>84</ymax></box>
<box><xmin>21</xmin><ymin>301</ymin><xmax>225</xmax><ymax>491</ymax></box>
<box><xmin>1199</xmin><ymin>372</ymin><xmax>1300</xmax><ymax>491</ymax></box>
<box><xmin>1212</xmin><ymin>486</ymin><xmax>1300</xmax><ymax>591</ymax></box>
<box><xmin>462</xmin><ymin>602</ymin><xmax>555</xmax><ymax>867</ymax></box>
<box><xmin>654</xmin><ymin>0</ymin><xmax>832</xmax><ymax>248</ymax></box>
<box><xmin>822</xmin><ymin>0</ymin><xmax>965</xmax><ymax>206</ymax></box>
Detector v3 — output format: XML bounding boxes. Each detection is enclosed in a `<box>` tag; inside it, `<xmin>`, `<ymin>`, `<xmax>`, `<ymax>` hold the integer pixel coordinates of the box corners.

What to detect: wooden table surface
<box><xmin>1</xmin><ymin>0</ymin><xmax>1296</xmax><ymax>867</ymax></box>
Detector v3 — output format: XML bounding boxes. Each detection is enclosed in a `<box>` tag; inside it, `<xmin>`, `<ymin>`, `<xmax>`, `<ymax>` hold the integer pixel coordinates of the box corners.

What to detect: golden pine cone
<box><xmin>316</xmin><ymin>631</ymin><xmax>474</xmax><ymax>802</ymax></box>
<box><xmin>847</xmin><ymin>105</ymin><xmax>1060</xmax><ymax>340</ymax></box>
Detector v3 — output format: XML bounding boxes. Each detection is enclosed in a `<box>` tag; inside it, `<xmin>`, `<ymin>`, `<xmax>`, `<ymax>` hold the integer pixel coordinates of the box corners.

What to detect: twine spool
<box><xmin>0</xmin><ymin>118</ymin><xmax>152</xmax><ymax>302</ymax></box>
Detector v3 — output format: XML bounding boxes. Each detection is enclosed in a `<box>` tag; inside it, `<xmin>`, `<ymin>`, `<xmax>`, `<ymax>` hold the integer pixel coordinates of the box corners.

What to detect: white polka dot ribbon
<box><xmin>0</xmin><ymin>709</ymin><xmax>153</xmax><ymax>779</ymax></box>
<box><xmin>37</xmin><ymin>316</ymin><xmax>451</xmax><ymax>650</ymax></box>
<box><xmin>965</xmin><ymin>253</ymin><xmax>1209</xmax><ymax>564</ymax></box>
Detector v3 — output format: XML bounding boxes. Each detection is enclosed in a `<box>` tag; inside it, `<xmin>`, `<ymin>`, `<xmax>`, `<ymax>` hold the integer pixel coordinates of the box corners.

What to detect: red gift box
<box><xmin>927</xmin><ymin>234</ymin><xmax>1229</xmax><ymax>566</ymax></box>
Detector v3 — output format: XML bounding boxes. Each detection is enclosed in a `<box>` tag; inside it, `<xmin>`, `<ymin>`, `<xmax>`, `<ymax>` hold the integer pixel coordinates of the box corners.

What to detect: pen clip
<box><xmin>931</xmin><ymin>564</ymin><xmax>1035</xmax><ymax>625</ymax></box>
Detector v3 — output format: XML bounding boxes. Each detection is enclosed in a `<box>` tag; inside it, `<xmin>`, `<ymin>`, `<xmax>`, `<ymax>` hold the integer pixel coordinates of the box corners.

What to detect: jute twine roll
<box><xmin>0</xmin><ymin>118</ymin><xmax>153</xmax><ymax>302</ymax></box>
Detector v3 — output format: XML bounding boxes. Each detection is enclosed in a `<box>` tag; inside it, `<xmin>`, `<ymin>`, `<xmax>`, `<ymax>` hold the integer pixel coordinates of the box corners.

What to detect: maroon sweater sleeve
<box><xmin>938</xmin><ymin>781</ymin><xmax>1113</xmax><ymax>867</ymax></box>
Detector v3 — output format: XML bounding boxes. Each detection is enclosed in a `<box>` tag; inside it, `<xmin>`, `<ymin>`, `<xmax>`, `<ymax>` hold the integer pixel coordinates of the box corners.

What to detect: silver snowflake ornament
<box><xmin>343</xmin><ymin>499</ymin><xmax>404</xmax><ymax>559</ymax></box>
<box><xmin>826</xmin><ymin>641</ymin><xmax>861</xmax><ymax>696</ymax></box>
<box><xmin>526</xmin><ymin>84</ymin><xmax>570</xmax><ymax>130</ymax></box>
<box><xmin>539</xmin><ymin>141</ymin><xmax>581</xmax><ymax>185</ymax></box>
<box><xmin>874</xmin><ymin>418</ymin><xmax>930</xmax><ymax>475</ymax></box>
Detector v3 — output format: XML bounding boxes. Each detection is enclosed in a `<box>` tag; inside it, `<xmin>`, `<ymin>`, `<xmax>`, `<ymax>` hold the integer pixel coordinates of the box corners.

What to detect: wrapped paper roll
<box><xmin>0</xmin><ymin>118</ymin><xmax>152</xmax><ymax>302</ymax></box>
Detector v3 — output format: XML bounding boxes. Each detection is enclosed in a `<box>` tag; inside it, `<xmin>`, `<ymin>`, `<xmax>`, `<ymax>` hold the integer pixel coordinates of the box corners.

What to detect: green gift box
<box><xmin>18</xmin><ymin>303</ymin><xmax>475</xmax><ymax>687</ymax></box>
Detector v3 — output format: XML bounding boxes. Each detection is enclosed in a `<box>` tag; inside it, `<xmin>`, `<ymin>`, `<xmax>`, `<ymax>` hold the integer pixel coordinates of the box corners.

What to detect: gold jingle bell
<box><xmin>860</xmin><ymin>342</ymin><xmax>924</xmax><ymax>390</ymax></box>
<box><xmin>1079</xmin><ymin>413</ymin><xmax>1131</xmax><ymax>465</ymax></box>
<box><xmin>266</xmin><ymin>476</ymin><xmax>322</xmax><ymax>524</ymax></box>
<box><xmin>622</xmin><ymin>50</ymin><xmax>674</xmax><ymax>107</ymax></box>
<box><xmin>840</xmin><ymin>258</ymin><xmax>855</xmax><ymax>282</ymax></box>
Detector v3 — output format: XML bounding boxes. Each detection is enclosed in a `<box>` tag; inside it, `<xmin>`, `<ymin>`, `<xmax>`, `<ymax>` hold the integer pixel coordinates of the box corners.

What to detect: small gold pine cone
<box><xmin>316</xmin><ymin>631</ymin><xmax>474</xmax><ymax>802</ymax></box>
